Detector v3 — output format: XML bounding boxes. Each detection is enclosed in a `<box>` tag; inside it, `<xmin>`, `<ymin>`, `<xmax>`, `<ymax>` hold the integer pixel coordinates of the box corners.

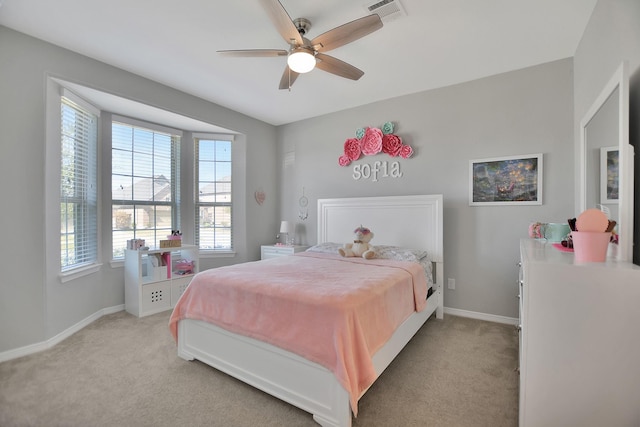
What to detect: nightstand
<box><xmin>261</xmin><ymin>245</ymin><xmax>309</xmax><ymax>260</ymax></box>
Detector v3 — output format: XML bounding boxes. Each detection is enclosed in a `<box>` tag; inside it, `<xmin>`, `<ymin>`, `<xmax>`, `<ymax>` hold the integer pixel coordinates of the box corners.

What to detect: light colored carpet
<box><xmin>0</xmin><ymin>311</ymin><xmax>519</xmax><ymax>426</ymax></box>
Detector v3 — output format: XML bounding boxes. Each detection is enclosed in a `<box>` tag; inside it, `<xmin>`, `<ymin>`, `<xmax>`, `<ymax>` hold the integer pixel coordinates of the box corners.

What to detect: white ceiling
<box><xmin>0</xmin><ymin>0</ymin><xmax>597</xmax><ymax>127</ymax></box>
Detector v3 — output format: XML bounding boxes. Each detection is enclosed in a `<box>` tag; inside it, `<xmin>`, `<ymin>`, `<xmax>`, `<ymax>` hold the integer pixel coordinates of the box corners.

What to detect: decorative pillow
<box><xmin>374</xmin><ymin>245</ymin><xmax>433</xmax><ymax>285</ymax></box>
<box><xmin>373</xmin><ymin>245</ymin><xmax>428</xmax><ymax>262</ymax></box>
<box><xmin>418</xmin><ymin>257</ymin><xmax>434</xmax><ymax>285</ymax></box>
<box><xmin>308</xmin><ymin>243</ymin><xmax>428</xmax><ymax>261</ymax></box>
<box><xmin>307</xmin><ymin>242</ymin><xmax>433</xmax><ymax>284</ymax></box>
<box><xmin>305</xmin><ymin>242</ymin><xmax>344</xmax><ymax>254</ymax></box>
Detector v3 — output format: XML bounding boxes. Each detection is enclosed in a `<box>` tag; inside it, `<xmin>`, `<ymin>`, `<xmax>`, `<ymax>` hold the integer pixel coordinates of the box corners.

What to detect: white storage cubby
<box><xmin>125</xmin><ymin>245</ymin><xmax>199</xmax><ymax>317</ymax></box>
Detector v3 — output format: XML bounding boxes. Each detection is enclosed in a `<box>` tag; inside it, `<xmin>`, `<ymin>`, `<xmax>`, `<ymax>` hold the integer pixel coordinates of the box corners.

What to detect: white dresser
<box><xmin>518</xmin><ymin>239</ymin><xmax>640</xmax><ymax>427</ymax></box>
<box><xmin>260</xmin><ymin>244</ymin><xmax>309</xmax><ymax>260</ymax></box>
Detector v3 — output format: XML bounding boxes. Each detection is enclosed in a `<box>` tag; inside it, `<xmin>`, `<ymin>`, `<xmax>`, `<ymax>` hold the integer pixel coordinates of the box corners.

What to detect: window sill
<box><xmin>59</xmin><ymin>263</ymin><xmax>103</xmax><ymax>283</ymax></box>
<box><xmin>110</xmin><ymin>259</ymin><xmax>124</xmax><ymax>268</ymax></box>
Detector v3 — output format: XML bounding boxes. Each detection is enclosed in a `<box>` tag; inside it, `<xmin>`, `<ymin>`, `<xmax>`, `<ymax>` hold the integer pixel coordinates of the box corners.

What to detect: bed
<box><xmin>170</xmin><ymin>194</ymin><xmax>444</xmax><ymax>427</ymax></box>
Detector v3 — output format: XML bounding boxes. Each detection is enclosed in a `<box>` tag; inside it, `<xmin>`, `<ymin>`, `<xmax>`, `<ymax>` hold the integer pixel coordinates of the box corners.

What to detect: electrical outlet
<box><xmin>447</xmin><ymin>278</ymin><xmax>455</xmax><ymax>290</ymax></box>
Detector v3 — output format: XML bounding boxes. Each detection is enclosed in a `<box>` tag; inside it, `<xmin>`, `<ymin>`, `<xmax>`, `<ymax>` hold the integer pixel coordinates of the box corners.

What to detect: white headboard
<box><xmin>317</xmin><ymin>194</ymin><xmax>443</xmax><ymax>263</ymax></box>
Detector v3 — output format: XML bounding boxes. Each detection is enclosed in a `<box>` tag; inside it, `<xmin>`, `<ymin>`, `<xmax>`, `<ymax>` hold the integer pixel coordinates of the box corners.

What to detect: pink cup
<box><xmin>571</xmin><ymin>231</ymin><xmax>610</xmax><ymax>263</ymax></box>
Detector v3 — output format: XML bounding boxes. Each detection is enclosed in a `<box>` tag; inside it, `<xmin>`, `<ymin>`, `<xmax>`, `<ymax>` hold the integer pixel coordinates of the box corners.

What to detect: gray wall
<box><xmin>277</xmin><ymin>58</ymin><xmax>574</xmax><ymax>319</ymax></box>
<box><xmin>0</xmin><ymin>26</ymin><xmax>279</xmax><ymax>353</ymax></box>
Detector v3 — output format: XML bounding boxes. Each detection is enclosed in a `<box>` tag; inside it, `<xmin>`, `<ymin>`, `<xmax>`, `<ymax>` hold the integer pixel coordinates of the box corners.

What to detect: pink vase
<box><xmin>571</xmin><ymin>231</ymin><xmax>610</xmax><ymax>263</ymax></box>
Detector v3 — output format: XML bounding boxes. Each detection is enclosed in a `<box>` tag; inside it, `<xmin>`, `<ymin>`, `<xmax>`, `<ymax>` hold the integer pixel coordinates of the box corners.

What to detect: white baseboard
<box><xmin>444</xmin><ymin>307</ymin><xmax>518</xmax><ymax>326</ymax></box>
<box><xmin>0</xmin><ymin>304</ymin><xmax>124</xmax><ymax>363</ymax></box>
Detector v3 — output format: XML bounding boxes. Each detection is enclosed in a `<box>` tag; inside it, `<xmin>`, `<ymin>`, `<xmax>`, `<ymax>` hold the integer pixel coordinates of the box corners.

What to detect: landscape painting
<box><xmin>469</xmin><ymin>154</ymin><xmax>543</xmax><ymax>206</ymax></box>
<box><xmin>600</xmin><ymin>146</ymin><xmax>619</xmax><ymax>204</ymax></box>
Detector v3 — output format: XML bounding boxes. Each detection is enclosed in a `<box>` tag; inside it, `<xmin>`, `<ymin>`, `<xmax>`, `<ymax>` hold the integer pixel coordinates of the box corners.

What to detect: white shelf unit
<box><xmin>125</xmin><ymin>245</ymin><xmax>199</xmax><ymax>317</ymax></box>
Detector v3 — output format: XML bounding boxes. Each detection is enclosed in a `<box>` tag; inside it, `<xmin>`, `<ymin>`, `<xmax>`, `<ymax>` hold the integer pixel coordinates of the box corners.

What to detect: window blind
<box><xmin>112</xmin><ymin>120</ymin><xmax>180</xmax><ymax>258</ymax></box>
<box><xmin>60</xmin><ymin>96</ymin><xmax>98</xmax><ymax>270</ymax></box>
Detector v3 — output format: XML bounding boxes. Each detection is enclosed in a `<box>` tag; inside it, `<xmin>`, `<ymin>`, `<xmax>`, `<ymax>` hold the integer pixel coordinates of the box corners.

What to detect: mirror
<box><xmin>585</xmin><ymin>89</ymin><xmax>619</xmax><ymax>222</ymax></box>
<box><xmin>579</xmin><ymin>61</ymin><xmax>634</xmax><ymax>261</ymax></box>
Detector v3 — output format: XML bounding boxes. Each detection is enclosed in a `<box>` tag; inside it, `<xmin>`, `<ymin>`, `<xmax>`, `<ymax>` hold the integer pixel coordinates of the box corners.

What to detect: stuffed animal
<box><xmin>338</xmin><ymin>225</ymin><xmax>375</xmax><ymax>259</ymax></box>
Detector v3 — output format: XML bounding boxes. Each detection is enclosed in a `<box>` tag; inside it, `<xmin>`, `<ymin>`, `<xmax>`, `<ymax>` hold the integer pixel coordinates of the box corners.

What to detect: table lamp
<box><xmin>279</xmin><ymin>221</ymin><xmax>293</xmax><ymax>245</ymax></box>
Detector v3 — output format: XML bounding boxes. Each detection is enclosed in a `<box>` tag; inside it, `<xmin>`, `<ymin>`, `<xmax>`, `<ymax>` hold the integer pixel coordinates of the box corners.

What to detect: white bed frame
<box><xmin>177</xmin><ymin>194</ymin><xmax>444</xmax><ymax>427</ymax></box>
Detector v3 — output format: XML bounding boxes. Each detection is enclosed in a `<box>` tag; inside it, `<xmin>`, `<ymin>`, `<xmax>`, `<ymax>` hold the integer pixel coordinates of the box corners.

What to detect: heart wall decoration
<box><xmin>255</xmin><ymin>190</ymin><xmax>266</xmax><ymax>206</ymax></box>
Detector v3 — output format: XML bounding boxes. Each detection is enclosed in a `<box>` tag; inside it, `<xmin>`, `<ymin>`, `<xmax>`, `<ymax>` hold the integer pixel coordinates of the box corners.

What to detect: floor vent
<box><xmin>364</xmin><ymin>0</ymin><xmax>406</xmax><ymax>23</ymax></box>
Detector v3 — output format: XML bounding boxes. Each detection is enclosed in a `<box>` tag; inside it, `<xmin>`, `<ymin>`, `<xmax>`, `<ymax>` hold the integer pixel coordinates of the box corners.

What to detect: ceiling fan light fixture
<box><xmin>287</xmin><ymin>49</ymin><xmax>316</xmax><ymax>73</ymax></box>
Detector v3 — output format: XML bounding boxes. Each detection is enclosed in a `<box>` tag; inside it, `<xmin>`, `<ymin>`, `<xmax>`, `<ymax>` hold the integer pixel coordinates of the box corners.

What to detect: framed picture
<box><xmin>469</xmin><ymin>153</ymin><xmax>543</xmax><ymax>206</ymax></box>
<box><xmin>600</xmin><ymin>146</ymin><xmax>619</xmax><ymax>204</ymax></box>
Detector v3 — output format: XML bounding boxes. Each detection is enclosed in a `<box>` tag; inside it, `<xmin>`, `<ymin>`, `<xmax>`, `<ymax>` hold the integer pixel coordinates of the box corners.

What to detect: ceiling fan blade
<box><xmin>279</xmin><ymin>66</ymin><xmax>300</xmax><ymax>90</ymax></box>
<box><xmin>259</xmin><ymin>0</ymin><xmax>303</xmax><ymax>46</ymax></box>
<box><xmin>218</xmin><ymin>49</ymin><xmax>288</xmax><ymax>57</ymax></box>
<box><xmin>315</xmin><ymin>53</ymin><xmax>364</xmax><ymax>81</ymax></box>
<box><xmin>311</xmin><ymin>14</ymin><xmax>383</xmax><ymax>53</ymax></box>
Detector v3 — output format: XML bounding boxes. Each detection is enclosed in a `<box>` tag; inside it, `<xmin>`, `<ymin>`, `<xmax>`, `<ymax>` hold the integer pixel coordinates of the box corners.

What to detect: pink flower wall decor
<box><xmin>338</xmin><ymin>155</ymin><xmax>351</xmax><ymax>166</ymax></box>
<box><xmin>399</xmin><ymin>144</ymin><xmax>413</xmax><ymax>159</ymax></box>
<box><xmin>361</xmin><ymin>127</ymin><xmax>383</xmax><ymax>156</ymax></box>
<box><xmin>343</xmin><ymin>138</ymin><xmax>361</xmax><ymax>161</ymax></box>
<box><xmin>382</xmin><ymin>134</ymin><xmax>403</xmax><ymax>157</ymax></box>
<box><xmin>337</xmin><ymin>121</ymin><xmax>414</xmax><ymax>166</ymax></box>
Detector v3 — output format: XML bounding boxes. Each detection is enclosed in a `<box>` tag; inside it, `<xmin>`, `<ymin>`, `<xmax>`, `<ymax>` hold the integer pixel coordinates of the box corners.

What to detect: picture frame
<box><xmin>469</xmin><ymin>153</ymin><xmax>543</xmax><ymax>206</ymax></box>
<box><xmin>600</xmin><ymin>146</ymin><xmax>619</xmax><ymax>204</ymax></box>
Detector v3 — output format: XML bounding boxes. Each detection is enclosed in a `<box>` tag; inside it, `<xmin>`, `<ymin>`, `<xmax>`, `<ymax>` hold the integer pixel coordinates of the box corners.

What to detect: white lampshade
<box><xmin>287</xmin><ymin>49</ymin><xmax>315</xmax><ymax>73</ymax></box>
<box><xmin>279</xmin><ymin>221</ymin><xmax>292</xmax><ymax>234</ymax></box>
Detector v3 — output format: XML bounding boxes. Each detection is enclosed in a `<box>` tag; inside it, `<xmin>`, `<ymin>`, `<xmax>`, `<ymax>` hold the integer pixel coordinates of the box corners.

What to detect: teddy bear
<box><xmin>338</xmin><ymin>225</ymin><xmax>375</xmax><ymax>259</ymax></box>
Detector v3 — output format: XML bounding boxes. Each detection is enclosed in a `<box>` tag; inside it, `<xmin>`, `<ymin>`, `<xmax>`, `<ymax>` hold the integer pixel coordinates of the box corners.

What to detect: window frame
<box><xmin>194</xmin><ymin>133</ymin><xmax>235</xmax><ymax>253</ymax></box>
<box><xmin>110</xmin><ymin>116</ymin><xmax>183</xmax><ymax>260</ymax></box>
<box><xmin>56</xmin><ymin>87</ymin><xmax>102</xmax><ymax>282</ymax></box>
<box><xmin>59</xmin><ymin>89</ymin><xmax>100</xmax><ymax>276</ymax></box>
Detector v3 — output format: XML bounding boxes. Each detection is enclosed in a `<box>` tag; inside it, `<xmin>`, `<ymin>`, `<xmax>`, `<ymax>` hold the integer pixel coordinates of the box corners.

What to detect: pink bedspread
<box><xmin>169</xmin><ymin>252</ymin><xmax>428</xmax><ymax>415</ymax></box>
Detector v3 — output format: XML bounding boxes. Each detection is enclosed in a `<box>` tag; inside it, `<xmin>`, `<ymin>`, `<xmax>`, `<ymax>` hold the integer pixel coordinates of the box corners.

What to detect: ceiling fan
<box><xmin>218</xmin><ymin>0</ymin><xmax>383</xmax><ymax>90</ymax></box>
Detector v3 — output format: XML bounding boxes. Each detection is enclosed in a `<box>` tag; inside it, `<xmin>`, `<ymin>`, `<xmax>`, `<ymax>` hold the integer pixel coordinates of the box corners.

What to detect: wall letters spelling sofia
<box><xmin>352</xmin><ymin>160</ymin><xmax>402</xmax><ymax>181</ymax></box>
<box><xmin>337</xmin><ymin>122</ymin><xmax>413</xmax><ymax>181</ymax></box>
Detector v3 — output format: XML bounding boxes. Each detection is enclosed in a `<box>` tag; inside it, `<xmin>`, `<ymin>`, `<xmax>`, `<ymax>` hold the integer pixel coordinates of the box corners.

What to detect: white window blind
<box><xmin>60</xmin><ymin>96</ymin><xmax>98</xmax><ymax>270</ymax></box>
<box><xmin>195</xmin><ymin>136</ymin><xmax>233</xmax><ymax>251</ymax></box>
<box><xmin>112</xmin><ymin>120</ymin><xmax>181</xmax><ymax>258</ymax></box>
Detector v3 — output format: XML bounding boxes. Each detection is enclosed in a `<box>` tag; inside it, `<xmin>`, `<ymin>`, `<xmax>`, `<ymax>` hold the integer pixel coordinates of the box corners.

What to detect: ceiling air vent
<box><xmin>364</xmin><ymin>0</ymin><xmax>406</xmax><ymax>23</ymax></box>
